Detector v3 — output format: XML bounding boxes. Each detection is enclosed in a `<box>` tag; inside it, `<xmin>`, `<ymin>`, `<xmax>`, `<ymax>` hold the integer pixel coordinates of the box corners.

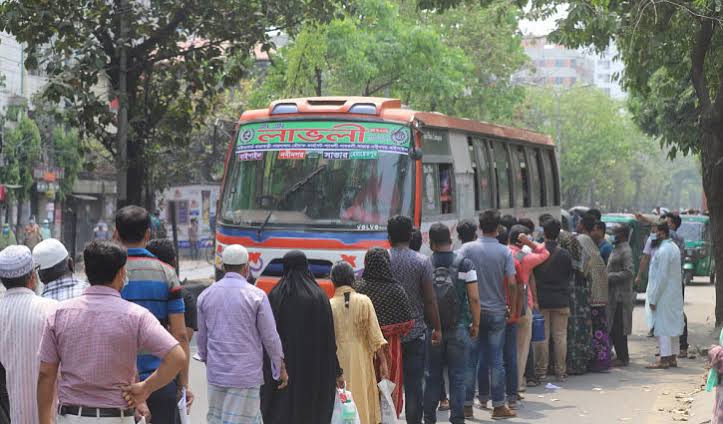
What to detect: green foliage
<box><xmin>0</xmin><ymin>0</ymin><xmax>341</xmax><ymax>203</ymax></box>
<box><xmin>253</xmin><ymin>0</ymin><xmax>473</xmax><ymax>111</ymax></box>
<box><xmin>513</xmin><ymin>86</ymin><xmax>701</xmax><ymax>210</ymax></box>
<box><xmin>1</xmin><ymin>115</ymin><xmax>42</xmax><ymax>198</ymax></box>
<box><xmin>50</xmin><ymin>127</ymin><xmax>83</xmax><ymax>200</ymax></box>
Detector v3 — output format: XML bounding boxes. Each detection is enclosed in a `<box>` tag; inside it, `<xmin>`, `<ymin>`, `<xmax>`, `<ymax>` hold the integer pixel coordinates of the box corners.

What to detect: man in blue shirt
<box><xmin>115</xmin><ymin>206</ymin><xmax>191</xmax><ymax>423</ymax></box>
<box><xmin>459</xmin><ymin>210</ymin><xmax>517</xmax><ymax>420</ymax></box>
<box><xmin>593</xmin><ymin>221</ymin><xmax>613</xmax><ymax>264</ymax></box>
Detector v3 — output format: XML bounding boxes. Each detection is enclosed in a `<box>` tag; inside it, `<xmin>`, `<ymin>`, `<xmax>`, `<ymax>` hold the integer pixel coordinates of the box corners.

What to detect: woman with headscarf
<box><xmin>330</xmin><ymin>261</ymin><xmax>388</xmax><ymax>424</ymax></box>
<box><xmin>354</xmin><ymin>247</ymin><xmax>414</xmax><ymax>417</ymax></box>
<box><xmin>261</xmin><ymin>251</ymin><xmax>342</xmax><ymax>424</ymax></box>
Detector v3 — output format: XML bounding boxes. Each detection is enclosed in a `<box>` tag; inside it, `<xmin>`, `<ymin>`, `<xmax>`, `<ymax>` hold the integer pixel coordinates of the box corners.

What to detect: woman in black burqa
<box><xmin>261</xmin><ymin>250</ymin><xmax>342</xmax><ymax>424</ymax></box>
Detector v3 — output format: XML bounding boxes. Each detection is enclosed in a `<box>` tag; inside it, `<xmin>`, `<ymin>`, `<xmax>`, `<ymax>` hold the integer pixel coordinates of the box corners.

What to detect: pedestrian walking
<box><xmin>0</xmin><ymin>224</ymin><xmax>16</xmax><ymax>252</ymax></box>
<box><xmin>330</xmin><ymin>261</ymin><xmax>388</xmax><ymax>424</ymax></box>
<box><xmin>23</xmin><ymin>218</ymin><xmax>43</xmax><ymax>250</ymax></box>
<box><xmin>114</xmin><ymin>205</ymin><xmax>192</xmax><ymax>423</ymax></box>
<box><xmin>37</xmin><ymin>241</ymin><xmax>186</xmax><ymax>424</ymax></box>
<box><xmin>459</xmin><ymin>210</ymin><xmax>517</xmax><ymax>419</ymax></box>
<box><xmin>387</xmin><ymin>215</ymin><xmax>442</xmax><ymax>424</ymax></box>
<box><xmin>607</xmin><ymin>224</ymin><xmax>634</xmax><ymax>367</ymax></box>
<box><xmin>0</xmin><ymin>245</ymin><xmax>58</xmax><ymax>424</ymax></box>
<box><xmin>188</xmin><ymin>218</ymin><xmax>199</xmax><ymax>260</ymax></box>
<box><xmin>354</xmin><ymin>247</ymin><xmax>414</xmax><ymax>417</ymax></box>
<box><xmin>261</xmin><ymin>251</ymin><xmax>341</xmax><ymax>424</ymax></box>
<box><xmin>665</xmin><ymin>213</ymin><xmax>689</xmax><ymax>358</ymax></box>
<box><xmin>533</xmin><ymin>218</ymin><xmax>573</xmax><ymax>381</ymax></box>
<box><xmin>507</xmin><ymin>225</ymin><xmax>549</xmax><ymax>389</ymax></box>
<box><xmin>34</xmin><ymin>238</ymin><xmax>89</xmax><ymax>301</ymax></box>
<box><xmin>645</xmin><ymin>222</ymin><xmax>685</xmax><ymax>369</ymax></box>
<box><xmin>424</xmin><ymin>223</ymin><xmax>479</xmax><ymax>424</ymax></box>
<box><xmin>578</xmin><ymin>214</ymin><xmax>611</xmax><ymax>372</ymax></box>
<box><xmin>197</xmin><ymin>244</ymin><xmax>287</xmax><ymax>424</ymax></box>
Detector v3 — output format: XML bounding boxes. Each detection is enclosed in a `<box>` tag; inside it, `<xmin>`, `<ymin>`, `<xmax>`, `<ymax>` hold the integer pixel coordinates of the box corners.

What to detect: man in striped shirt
<box><xmin>115</xmin><ymin>206</ymin><xmax>191</xmax><ymax>423</ymax></box>
<box><xmin>0</xmin><ymin>245</ymin><xmax>58</xmax><ymax>424</ymax></box>
<box><xmin>33</xmin><ymin>238</ymin><xmax>89</xmax><ymax>302</ymax></box>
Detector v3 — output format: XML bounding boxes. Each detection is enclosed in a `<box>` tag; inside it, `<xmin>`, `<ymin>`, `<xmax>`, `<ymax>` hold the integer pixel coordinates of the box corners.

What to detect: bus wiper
<box><xmin>257</xmin><ymin>164</ymin><xmax>328</xmax><ymax>238</ymax></box>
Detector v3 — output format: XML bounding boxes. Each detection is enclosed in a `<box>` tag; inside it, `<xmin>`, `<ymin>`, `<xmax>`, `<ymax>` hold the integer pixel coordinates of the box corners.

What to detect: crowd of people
<box><xmin>0</xmin><ymin>204</ymin><xmax>690</xmax><ymax>424</ymax></box>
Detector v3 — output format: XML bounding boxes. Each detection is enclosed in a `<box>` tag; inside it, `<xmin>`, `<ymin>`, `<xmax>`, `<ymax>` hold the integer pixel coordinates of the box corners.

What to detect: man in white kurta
<box><xmin>0</xmin><ymin>245</ymin><xmax>58</xmax><ymax>424</ymax></box>
<box><xmin>645</xmin><ymin>223</ymin><xmax>684</xmax><ymax>369</ymax></box>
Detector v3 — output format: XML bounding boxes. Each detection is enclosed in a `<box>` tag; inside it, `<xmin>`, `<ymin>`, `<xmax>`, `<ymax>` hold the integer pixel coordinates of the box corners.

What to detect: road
<box><xmin>184</xmin><ymin>276</ymin><xmax>718</xmax><ymax>423</ymax></box>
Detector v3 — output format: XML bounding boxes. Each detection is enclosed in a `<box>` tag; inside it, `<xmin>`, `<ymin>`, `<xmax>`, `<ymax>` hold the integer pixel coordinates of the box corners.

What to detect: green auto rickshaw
<box><xmin>602</xmin><ymin>213</ymin><xmax>654</xmax><ymax>293</ymax></box>
<box><xmin>678</xmin><ymin>215</ymin><xmax>715</xmax><ymax>285</ymax></box>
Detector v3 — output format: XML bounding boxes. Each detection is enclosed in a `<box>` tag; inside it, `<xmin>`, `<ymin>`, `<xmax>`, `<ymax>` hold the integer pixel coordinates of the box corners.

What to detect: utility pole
<box><xmin>117</xmin><ymin>0</ymin><xmax>129</xmax><ymax>205</ymax></box>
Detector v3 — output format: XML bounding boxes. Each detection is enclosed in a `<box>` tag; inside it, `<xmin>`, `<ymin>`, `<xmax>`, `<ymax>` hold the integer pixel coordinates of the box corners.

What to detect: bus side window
<box><xmin>527</xmin><ymin>147</ymin><xmax>544</xmax><ymax>207</ymax></box>
<box><xmin>541</xmin><ymin>149</ymin><xmax>560</xmax><ymax>206</ymax></box>
<box><xmin>473</xmin><ymin>138</ymin><xmax>494</xmax><ymax>210</ymax></box>
<box><xmin>490</xmin><ymin>141</ymin><xmax>512</xmax><ymax>209</ymax></box>
<box><xmin>439</xmin><ymin>164</ymin><xmax>454</xmax><ymax>214</ymax></box>
<box><xmin>514</xmin><ymin>146</ymin><xmax>531</xmax><ymax>207</ymax></box>
<box><xmin>423</xmin><ymin>164</ymin><xmax>441</xmax><ymax>216</ymax></box>
<box><xmin>422</xmin><ymin>163</ymin><xmax>455</xmax><ymax>216</ymax></box>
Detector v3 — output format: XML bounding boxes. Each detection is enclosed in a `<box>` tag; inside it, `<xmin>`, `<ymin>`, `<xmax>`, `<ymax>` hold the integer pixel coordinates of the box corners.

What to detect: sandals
<box><xmin>646</xmin><ymin>360</ymin><xmax>670</xmax><ymax>369</ymax></box>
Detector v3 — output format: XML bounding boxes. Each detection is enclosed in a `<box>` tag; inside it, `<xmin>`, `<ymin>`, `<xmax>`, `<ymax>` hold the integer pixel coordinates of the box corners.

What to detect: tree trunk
<box><xmin>124</xmin><ymin>139</ymin><xmax>144</xmax><ymax>207</ymax></box>
<box><xmin>701</xmin><ymin>120</ymin><xmax>723</xmax><ymax>325</ymax></box>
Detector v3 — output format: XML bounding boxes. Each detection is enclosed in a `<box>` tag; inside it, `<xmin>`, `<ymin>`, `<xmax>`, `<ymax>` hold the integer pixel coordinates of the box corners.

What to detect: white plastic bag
<box><xmin>331</xmin><ymin>386</ymin><xmax>361</xmax><ymax>424</ymax></box>
<box><xmin>378</xmin><ymin>379</ymin><xmax>399</xmax><ymax>424</ymax></box>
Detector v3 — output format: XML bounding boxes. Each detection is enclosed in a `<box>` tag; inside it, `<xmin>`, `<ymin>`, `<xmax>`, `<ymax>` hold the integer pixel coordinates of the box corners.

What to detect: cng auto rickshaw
<box><xmin>678</xmin><ymin>215</ymin><xmax>715</xmax><ymax>285</ymax></box>
<box><xmin>602</xmin><ymin>213</ymin><xmax>653</xmax><ymax>293</ymax></box>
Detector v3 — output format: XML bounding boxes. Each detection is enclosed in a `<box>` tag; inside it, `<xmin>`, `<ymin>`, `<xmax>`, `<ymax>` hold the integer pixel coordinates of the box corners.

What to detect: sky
<box><xmin>518</xmin><ymin>6</ymin><xmax>568</xmax><ymax>36</ymax></box>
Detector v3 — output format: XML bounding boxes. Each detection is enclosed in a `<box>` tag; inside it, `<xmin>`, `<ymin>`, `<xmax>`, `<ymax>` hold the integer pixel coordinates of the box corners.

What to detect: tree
<box><xmin>408</xmin><ymin>0</ymin><xmax>528</xmax><ymax>121</ymax></box>
<box><xmin>1</xmin><ymin>114</ymin><xmax>42</xmax><ymax>225</ymax></box>
<box><xmin>419</xmin><ymin>0</ymin><xmax>723</xmax><ymax>324</ymax></box>
<box><xmin>0</xmin><ymin>0</ymin><xmax>339</xmax><ymax>206</ymax></box>
<box><xmin>251</xmin><ymin>0</ymin><xmax>473</xmax><ymax>111</ymax></box>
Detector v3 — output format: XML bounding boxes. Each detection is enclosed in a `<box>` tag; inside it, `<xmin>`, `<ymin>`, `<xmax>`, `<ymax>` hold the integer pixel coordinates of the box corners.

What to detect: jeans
<box><xmin>477</xmin><ymin>312</ymin><xmax>507</xmax><ymax>408</ymax></box>
<box><xmin>403</xmin><ymin>337</ymin><xmax>427</xmax><ymax>424</ymax></box>
<box><xmin>147</xmin><ymin>380</ymin><xmax>179</xmax><ymax>424</ymax></box>
<box><xmin>465</xmin><ymin>335</ymin><xmax>479</xmax><ymax>407</ymax></box>
<box><xmin>424</xmin><ymin>326</ymin><xmax>469</xmax><ymax>424</ymax></box>
<box><xmin>479</xmin><ymin>323</ymin><xmax>518</xmax><ymax>404</ymax></box>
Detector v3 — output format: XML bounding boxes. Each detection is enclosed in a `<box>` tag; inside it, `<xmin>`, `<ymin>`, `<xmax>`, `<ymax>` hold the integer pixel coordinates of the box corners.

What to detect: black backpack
<box><xmin>433</xmin><ymin>254</ymin><xmax>463</xmax><ymax>330</ymax></box>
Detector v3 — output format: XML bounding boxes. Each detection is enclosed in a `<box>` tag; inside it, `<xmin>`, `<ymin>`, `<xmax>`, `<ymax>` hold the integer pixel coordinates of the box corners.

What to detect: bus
<box><xmin>216</xmin><ymin>97</ymin><xmax>560</xmax><ymax>296</ymax></box>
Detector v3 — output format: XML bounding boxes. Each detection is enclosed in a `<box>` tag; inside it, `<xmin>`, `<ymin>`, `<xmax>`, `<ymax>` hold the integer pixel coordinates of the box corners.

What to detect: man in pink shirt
<box><xmin>37</xmin><ymin>241</ymin><xmax>186</xmax><ymax>424</ymax></box>
<box><xmin>507</xmin><ymin>225</ymin><xmax>549</xmax><ymax>392</ymax></box>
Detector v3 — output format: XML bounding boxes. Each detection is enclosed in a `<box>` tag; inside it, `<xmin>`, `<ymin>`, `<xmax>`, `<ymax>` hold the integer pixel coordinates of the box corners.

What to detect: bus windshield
<box><xmin>221</xmin><ymin>120</ymin><xmax>414</xmax><ymax>230</ymax></box>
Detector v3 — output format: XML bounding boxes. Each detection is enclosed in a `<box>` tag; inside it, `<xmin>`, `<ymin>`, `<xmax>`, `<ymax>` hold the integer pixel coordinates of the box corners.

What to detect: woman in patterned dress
<box><xmin>354</xmin><ymin>247</ymin><xmax>414</xmax><ymax>417</ymax></box>
<box><xmin>559</xmin><ymin>230</ymin><xmax>594</xmax><ymax>375</ymax></box>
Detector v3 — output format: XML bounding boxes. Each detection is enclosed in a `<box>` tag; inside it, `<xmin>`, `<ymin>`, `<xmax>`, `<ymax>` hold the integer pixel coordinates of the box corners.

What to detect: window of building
<box><xmin>571</xmin><ymin>77</ymin><xmax>577</xmax><ymax>85</ymax></box>
<box><xmin>555</xmin><ymin>77</ymin><xmax>564</xmax><ymax>85</ymax></box>
<box><xmin>555</xmin><ymin>59</ymin><xmax>564</xmax><ymax>67</ymax></box>
<box><xmin>490</xmin><ymin>141</ymin><xmax>512</xmax><ymax>209</ymax></box>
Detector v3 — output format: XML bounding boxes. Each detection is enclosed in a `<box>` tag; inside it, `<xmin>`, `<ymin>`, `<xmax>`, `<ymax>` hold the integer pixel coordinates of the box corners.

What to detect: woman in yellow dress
<box><xmin>330</xmin><ymin>261</ymin><xmax>389</xmax><ymax>424</ymax></box>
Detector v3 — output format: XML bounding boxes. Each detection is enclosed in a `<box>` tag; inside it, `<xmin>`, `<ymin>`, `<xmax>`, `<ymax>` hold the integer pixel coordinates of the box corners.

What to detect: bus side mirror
<box><xmin>409</xmin><ymin>147</ymin><xmax>423</xmax><ymax>161</ymax></box>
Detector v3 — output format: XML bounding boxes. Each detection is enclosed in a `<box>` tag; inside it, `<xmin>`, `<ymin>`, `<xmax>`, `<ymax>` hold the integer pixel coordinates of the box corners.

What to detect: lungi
<box><xmin>208</xmin><ymin>384</ymin><xmax>262</xmax><ymax>424</ymax></box>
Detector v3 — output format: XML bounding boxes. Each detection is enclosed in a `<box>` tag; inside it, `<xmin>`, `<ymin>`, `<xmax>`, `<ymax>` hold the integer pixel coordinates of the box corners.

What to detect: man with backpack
<box><xmin>424</xmin><ymin>223</ymin><xmax>480</xmax><ymax>424</ymax></box>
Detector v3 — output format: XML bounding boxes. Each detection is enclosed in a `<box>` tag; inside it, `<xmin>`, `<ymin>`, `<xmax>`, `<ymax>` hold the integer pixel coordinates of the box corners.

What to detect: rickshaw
<box><xmin>602</xmin><ymin>214</ymin><xmax>653</xmax><ymax>293</ymax></box>
<box><xmin>678</xmin><ymin>215</ymin><xmax>715</xmax><ymax>285</ymax></box>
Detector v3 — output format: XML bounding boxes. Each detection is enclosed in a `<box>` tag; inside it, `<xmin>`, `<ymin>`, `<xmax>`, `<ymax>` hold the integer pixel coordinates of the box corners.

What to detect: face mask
<box><xmin>611</xmin><ymin>235</ymin><xmax>618</xmax><ymax>244</ymax></box>
<box><xmin>122</xmin><ymin>271</ymin><xmax>129</xmax><ymax>289</ymax></box>
<box><xmin>650</xmin><ymin>233</ymin><xmax>658</xmax><ymax>241</ymax></box>
<box><xmin>1</xmin><ymin>227</ymin><xmax>8</xmax><ymax>236</ymax></box>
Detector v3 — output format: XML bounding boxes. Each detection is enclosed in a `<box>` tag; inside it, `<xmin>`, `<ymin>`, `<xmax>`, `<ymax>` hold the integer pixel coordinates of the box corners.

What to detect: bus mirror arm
<box><xmin>410</xmin><ymin>119</ymin><xmax>424</xmax><ymax>161</ymax></box>
<box><xmin>409</xmin><ymin>147</ymin><xmax>424</xmax><ymax>161</ymax></box>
